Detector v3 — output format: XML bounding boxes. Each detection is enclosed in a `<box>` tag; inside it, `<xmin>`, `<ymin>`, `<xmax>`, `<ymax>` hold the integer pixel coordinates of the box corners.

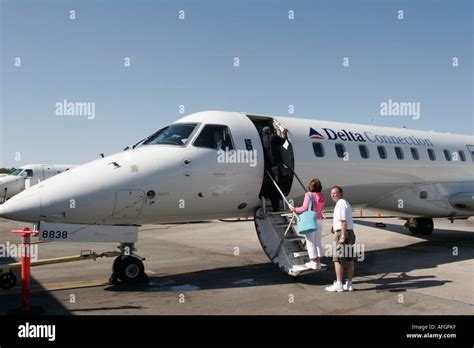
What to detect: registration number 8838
<box><xmin>41</xmin><ymin>230</ymin><xmax>68</xmax><ymax>239</ymax></box>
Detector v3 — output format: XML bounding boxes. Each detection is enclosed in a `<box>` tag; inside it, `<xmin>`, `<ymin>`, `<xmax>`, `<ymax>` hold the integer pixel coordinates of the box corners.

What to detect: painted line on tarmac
<box><xmin>0</xmin><ymin>270</ymin><xmax>159</xmax><ymax>295</ymax></box>
<box><xmin>0</xmin><ymin>279</ymin><xmax>108</xmax><ymax>295</ymax></box>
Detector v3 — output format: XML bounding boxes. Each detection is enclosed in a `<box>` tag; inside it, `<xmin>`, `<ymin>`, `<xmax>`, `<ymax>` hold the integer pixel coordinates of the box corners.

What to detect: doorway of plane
<box><xmin>247</xmin><ymin>115</ymin><xmax>295</xmax><ymax>197</ymax></box>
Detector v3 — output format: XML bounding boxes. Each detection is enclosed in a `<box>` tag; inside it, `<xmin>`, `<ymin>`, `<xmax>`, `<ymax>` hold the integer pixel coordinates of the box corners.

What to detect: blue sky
<box><xmin>1</xmin><ymin>0</ymin><xmax>472</xmax><ymax>168</ymax></box>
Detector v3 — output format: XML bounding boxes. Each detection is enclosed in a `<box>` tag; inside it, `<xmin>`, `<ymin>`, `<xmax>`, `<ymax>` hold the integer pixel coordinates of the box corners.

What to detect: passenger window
<box><xmin>24</xmin><ymin>170</ymin><xmax>33</xmax><ymax>177</ymax></box>
<box><xmin>359</xmin><ymin>145</ymin><xmax>369</xmax><ymax>159</ymax></box>
<box><xmin>312</xmin><ymin>143</ymin><xmax>325</xmax><ymax>157</ymax></box>
<box><xmin>458</xmin><ymin>150</ymin><xmax>466</xmax><ymax>162</ymax></box>
<box><xmin>410</xmin><ymin>148</ymin><xmax>420</xmax><ymax>160</ymax></box>
<box><xmin>443</xmin><ymin>150</ymin><xmax>452</xmax><ymax>161</ymax></box>
<box><xmin>335</xmin><ymin>144</ymin><xmax>345</xmax><ymax>158</ymax></box>
<box><xmin>394</xmin><ymin>147</ymin><xmax>404</xmax><ymax>160</ymax></box>
<box><xmin>427</xmin><ymin>148</ymin><xmax>436</xmax><ymax>161</ymax></box>
<box><xmin>377</xmin><ymin>146</ymin><xmax>387</xmax><ymax>159</ymax></box>
<box><xmin>193</xmin><ymin>125</ymin><xmax>234</xmax><ymax>150</ymax></box>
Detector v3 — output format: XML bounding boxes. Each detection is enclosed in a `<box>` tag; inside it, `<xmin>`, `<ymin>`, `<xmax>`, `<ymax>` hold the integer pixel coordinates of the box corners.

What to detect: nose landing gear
<box><xmin>109</xmin><ymin>243</ymin><xmax>148</xmax><ymax>285</ymax></box>
<box><xmin>405</xmin><ymin>218</ymin><xmax>434</xmax><ymax>235</ymax></box>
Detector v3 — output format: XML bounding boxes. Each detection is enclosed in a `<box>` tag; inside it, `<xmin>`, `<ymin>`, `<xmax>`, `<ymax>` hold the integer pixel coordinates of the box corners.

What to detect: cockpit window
<box><xmin>143</xmin><ymin>123</ymin><xmax>197</xmax><ymax>146</ymax></box>
<box><xmin>193</xmin><ymin>125</ymin><xmax>234</xmax><ymax>150</ymax></box>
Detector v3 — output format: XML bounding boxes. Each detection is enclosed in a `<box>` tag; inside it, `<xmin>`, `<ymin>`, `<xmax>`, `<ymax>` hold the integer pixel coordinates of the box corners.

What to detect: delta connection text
<box><xmin>312</xmin><ymin>127</ymin><xmax>434</xmax><ymax>147</ymax></box>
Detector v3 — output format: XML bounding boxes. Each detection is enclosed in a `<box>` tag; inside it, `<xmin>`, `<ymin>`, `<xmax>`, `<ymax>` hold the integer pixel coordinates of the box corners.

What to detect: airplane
<box><xmin>0</xmin><ymin>164</ymin><xmax>77</xmax><ymax>203</ymax></box>
<box><xmin>0</xmin><ymin>110</ymin><xmax>472</xmax><ymax>283</ymax></box>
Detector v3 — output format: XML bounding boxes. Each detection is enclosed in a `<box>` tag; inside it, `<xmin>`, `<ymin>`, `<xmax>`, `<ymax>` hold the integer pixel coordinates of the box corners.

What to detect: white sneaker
<box><xmin>343</xmin><ymin>281</ymin><xmax>353</xmax><ymax>292</ymax></box>
<box><xmin>305</xmin><ymin>261</ymin><xmax>320</xmax><ymax>269</ymax></box>
<box><xmin>325</xmin><ymin>281</ymin><xmax>343</xmax><ymax>292</ymax></box>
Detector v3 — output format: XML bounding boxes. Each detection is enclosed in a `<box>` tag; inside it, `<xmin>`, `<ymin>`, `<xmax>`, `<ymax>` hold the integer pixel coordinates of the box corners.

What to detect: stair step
<box><xmin>289</xmin><ymin>264</ymin><xmax>327</xmax><ymax>276</ymax></box>
<box><xmin>272</xmin><ymin>222</ymin><xmax>289</xmax><ymax>226</ymax></box>
<box><xmin>265</xmin><ymin>211</ymin><xmax>291</xmax><ymax>216</ymax></box>
<box><xmin>272</xmin><ymin>223</ymin><xmax>295</xmax><ymax>228</ymax></box>
<box><xmin>292</xmin><ymin>251</ymin><xmax>308</xmax><ymax>258</ymax></box>
<box><xmin>285</xmin><ymin>236</ymin><xmax>305</xmax><ymax>242</ymax></box>
<box><xmin>273</xmin><ymin>226</ymin><xmax>292</xmax><ymax>231</ymax></box>
<box><xmin>280</xmin><ymin>213</ymin><xmax>293</xmax><ymax>217</ymax></box>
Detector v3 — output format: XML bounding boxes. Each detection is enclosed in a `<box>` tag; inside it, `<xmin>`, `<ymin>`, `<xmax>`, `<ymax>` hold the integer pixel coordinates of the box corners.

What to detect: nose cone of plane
<box><xmin>0</xmin><ymin>191</ymin><xmax>41</xmax><ymax>222</ymax></box>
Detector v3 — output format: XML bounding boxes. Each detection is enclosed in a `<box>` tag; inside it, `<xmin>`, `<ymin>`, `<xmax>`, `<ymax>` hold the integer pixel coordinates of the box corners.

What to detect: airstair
<box><xmin>254</xmin><ymin>169</ymin><xmax>327</xmax><ymax>276</ymax></box>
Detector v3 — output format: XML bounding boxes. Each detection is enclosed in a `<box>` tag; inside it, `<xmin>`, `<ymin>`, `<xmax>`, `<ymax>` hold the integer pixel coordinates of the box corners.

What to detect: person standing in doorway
<box><xmin>260</xmin><ymin>126</ymin><xmax>288</xmax><ymax>212</ymax></box>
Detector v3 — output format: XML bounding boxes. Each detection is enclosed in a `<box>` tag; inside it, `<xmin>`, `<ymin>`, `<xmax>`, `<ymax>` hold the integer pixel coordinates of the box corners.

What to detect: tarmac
<box><xmin>0</xmin><ymin>216</ymin><xmax>472</xmax><ymax>315</ymax></box>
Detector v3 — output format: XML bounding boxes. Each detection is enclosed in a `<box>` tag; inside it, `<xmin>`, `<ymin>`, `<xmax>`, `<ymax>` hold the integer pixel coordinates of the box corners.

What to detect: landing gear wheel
<box><xmin>408</xmin><ymin>222</ymin><xmax>420</xmax><ymax>234</ymax></box>
<box><xmin>418</xmin><ymin>218</ymin><xmax>434</xmax><ymax>235</ymax></box>
<box><xmin>112</xmin><ymin>256</ymin><xmax>147</xmax><ymax>284</ymax></box>
<box><xmin>407</xmin><ymin>218</ymin><xmax>434</xmax><ymax>235</ymax></box>
<box><xmin>0</xmin><ymin>271</ymin><xmax>17</xmax><ymax>290</ymax></box>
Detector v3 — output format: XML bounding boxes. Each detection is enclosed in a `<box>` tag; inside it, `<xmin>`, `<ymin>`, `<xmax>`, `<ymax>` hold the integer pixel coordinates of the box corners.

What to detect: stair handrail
<box><xmin>265</xmin><ymin>169</ymin><xmax>292</xmax><ymax>207</ymax></box>
<box><xmin>281</xmin><ymin>161</ymin><xmax>306</xmax><ymax>192</ymax></box>
<box><xmin>265</xmin><ymin>170</ymin><xmax>300</xmax><ymax>221</ymax></box>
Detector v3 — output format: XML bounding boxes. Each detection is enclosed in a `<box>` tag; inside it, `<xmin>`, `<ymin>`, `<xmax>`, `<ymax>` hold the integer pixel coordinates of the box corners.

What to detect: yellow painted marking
<box><xmin>0</xmin><ymin>279</ymin><xmax>108</xmax><ymax>295</ymax></box>
<box><xmin>42</xmin><ymin>279</ymin><xmax>108</xmax><ymax>291</ymax></box>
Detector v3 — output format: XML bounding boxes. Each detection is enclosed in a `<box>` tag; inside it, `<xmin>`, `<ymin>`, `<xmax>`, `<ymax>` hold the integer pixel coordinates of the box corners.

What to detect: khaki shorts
<box><xmin>333</xmin><ymin>229</ymin><xmax>356</xmax><ymax>263</ymax></box>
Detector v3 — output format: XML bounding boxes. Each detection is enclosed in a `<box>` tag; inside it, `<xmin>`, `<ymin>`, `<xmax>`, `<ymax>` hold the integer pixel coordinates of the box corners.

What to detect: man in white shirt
<box><xmin>326</xmin><ymin>185</ymin><xmax>356</xmax><ymax>292</ymax></box>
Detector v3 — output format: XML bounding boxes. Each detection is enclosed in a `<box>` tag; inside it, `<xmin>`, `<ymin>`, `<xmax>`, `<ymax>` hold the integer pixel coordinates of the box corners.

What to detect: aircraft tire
<box><xmin>408</xmin><ymin>218</ymin><xmax>434</xmax><ymax>235</ymax></box>
<box><xmin>113</xmin><ymin>256</ymin><xmax>146</xmax><ymax>284</ymax></box>
<box><xmin>408</xmin><ymin>223</ymin><xmax>420</xmax><ymax>234</ymax></box>
<box><xmin>418</xmin><ymin>218</ymin><xmax>434</xmax><ymax>235</ymax></box>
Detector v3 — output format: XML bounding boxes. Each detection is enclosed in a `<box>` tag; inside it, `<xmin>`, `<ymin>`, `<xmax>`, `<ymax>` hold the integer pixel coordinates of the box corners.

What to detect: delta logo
<box><xmin>309</xmin><ymin>127</ymin><xmax>325</xmax><ymax>139</ymax></box>
<box><xmin>309</xmin><ymin>127</ymin><xmax>365</xmax><ymax>142</ymax></box>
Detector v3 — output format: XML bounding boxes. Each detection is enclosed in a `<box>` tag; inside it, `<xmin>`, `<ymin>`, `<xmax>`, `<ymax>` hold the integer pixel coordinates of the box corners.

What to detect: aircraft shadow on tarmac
<box><xmin>69</xmin><ymin>305</ymin><xmax>147</xmax><ymax>312</ymax></box>
<box><xmin>105</xmin><ymin>222</ymin><xmax>473</xmax><ymax>294</ymax></box>
<box><xmin>105</xmin><ymin>262</ymin><xmax>295</xmax><ymax>293</ymax></box>
<box><xmin>354</xmin><ymin>219</ymin><xmax>474</xmax><ymax>241</ymax></box>
<box><xmin>316</xmin><ymin>220</ymin><xmax>474</xmax><ymax>292</ymax></box>
<box><xmin>0</xmin><ymin>256</ymin><xmax>70</xmax><ymax>315</ymax></box>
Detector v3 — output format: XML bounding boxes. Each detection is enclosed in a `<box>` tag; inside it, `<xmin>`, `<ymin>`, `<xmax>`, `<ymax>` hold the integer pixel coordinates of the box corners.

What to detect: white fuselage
<box><xmin>0</xmin><ymin>111</ymin><xmax>472</xmax><ymax>224</ymax></box>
